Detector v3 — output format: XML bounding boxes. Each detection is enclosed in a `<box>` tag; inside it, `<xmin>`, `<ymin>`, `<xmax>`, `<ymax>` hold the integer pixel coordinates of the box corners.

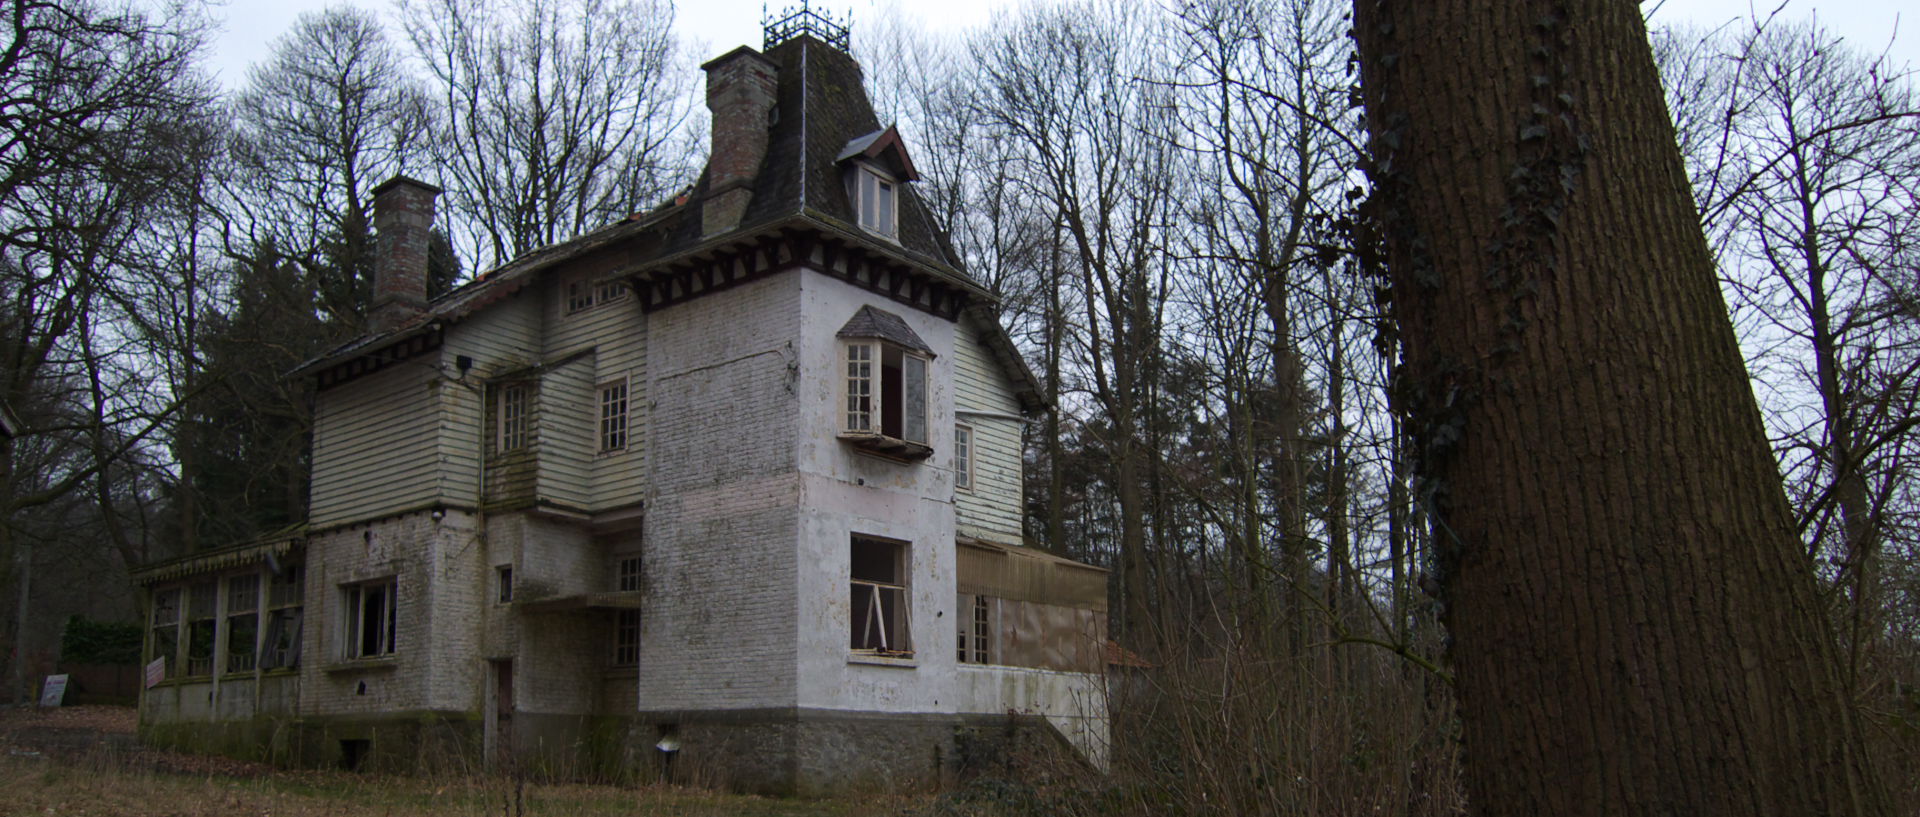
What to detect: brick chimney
<box><xmin>369</xmin><ymin>175</ymin><xmax>441</xmax><ymax>333</ymax></box>
<box><xmin>701</xmin><ymin>46</ymin><xmax>778</xmax><ymax>237</ymax></box>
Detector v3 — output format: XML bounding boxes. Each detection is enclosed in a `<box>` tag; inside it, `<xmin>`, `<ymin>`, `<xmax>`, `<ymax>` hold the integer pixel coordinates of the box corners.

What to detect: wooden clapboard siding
<box><xmin>441</xmin><ymin>292</ymin><xmax>543</xmax><ymax>506</ymax></box>
<box><xmin>537</xmin><ymin>355</ymin><xmax>595</xmax><ymax>510</ymax></box>
<box><xmin>547</xmin><ymin>269</ymin><xmax>648</xmax><ymax>511</ymax></box>
<box><xmin>953</xmin><ymin>315</ymin><xmax>1025</xmax><ymax>544</ymax></box>
<box><xmin>309</xmin><ymin>360</ymin><xmax>442</xmax><ymax>527</ymax></box>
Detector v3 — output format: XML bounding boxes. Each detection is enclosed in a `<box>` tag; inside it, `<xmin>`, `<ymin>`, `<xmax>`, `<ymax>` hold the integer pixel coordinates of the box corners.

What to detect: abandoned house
<box><xmin>131</xmin><ymin>13</ymin><xmax>1110</xmax><ymax>794</ymax></box>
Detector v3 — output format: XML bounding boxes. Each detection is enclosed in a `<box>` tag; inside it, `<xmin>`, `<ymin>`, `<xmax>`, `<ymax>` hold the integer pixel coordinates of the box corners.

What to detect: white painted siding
<box><xmin>953</xmin><ymin>315</ymin><xmax>1025</xmax><ymax>544</ymax></box>
<box><xmin>309</xmin><ymin>362</ymin><xmax>443</xmax><ymax>528</ymax></box>
<box><xmin>536</xmin><ymin>355</ymin><xmax>595</xmax><ymax>510</ymax></box>
<box><xmin>438</xmin><ymin>291</ymin><xmax>543</xmax><ymax>508</ymax></box>
<box><xmin>545</xmin><ymin>270</ymin><xmax>647</xmax><ymax>512</ymax></box>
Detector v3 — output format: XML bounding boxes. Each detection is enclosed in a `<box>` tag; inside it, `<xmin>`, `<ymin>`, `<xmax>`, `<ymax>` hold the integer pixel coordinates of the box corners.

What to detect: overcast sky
<box><xmin>202</xmin><ymin>0</ymin><xmax>1914</xmax><ymax>91</ymax></box>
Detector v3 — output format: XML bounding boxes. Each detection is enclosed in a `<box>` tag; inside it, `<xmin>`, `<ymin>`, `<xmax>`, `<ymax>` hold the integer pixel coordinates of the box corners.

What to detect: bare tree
<box><xmin>0</xmin><ymin>0</ymin><xmax>217</xmax><ymax>700</ymax></box>
<box><xmin>228</xmin><ymin>6</ymin><xmax>434</xmax><ymax>329</ymax></box>
<box><xmin>400</xmin><ymin>0</ymin><xmax>696</xmax><ymax>270</ymax></box>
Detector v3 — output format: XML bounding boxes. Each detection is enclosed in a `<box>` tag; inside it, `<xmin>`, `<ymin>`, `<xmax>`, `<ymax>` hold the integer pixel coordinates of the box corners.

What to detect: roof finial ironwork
<box><xmin>762</xmin><ymin>1</ymin><xmax>852</xmax><ymax>52</ymax></box>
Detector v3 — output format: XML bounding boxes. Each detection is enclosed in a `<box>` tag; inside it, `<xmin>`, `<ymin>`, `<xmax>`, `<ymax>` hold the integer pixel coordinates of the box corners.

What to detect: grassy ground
<box><xmin>0</xmin><ymin>706</ymin><xmax>926</xmax><ymax>817</ymax></box>
<box><xmin>0</xmin><ymin>753</ymin><xmax>922</xmax><ymax>817</ymax></box>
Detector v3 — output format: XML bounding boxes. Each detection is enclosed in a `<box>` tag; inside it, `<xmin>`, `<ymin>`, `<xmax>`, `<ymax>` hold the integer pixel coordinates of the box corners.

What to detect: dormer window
<box><xmin>838</xmin><ymin>125</ymin><xmax>920</xmax><ymax>241</ymax></box>
<box><xmin>848</xmin><ymin>165</ymin><xmax>897</xmax><ymax>238</ymax></box>
<box><xmin>838</xmin><ymin>306</ymin><xmax>933</xmax><ymax>460</ymax></box>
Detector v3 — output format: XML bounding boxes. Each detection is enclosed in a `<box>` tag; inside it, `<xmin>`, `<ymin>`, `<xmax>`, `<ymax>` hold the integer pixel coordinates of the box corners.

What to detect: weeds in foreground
<box><xmin>0</xmin><ymin>753</ymin><xmax>896</xmax><ymax>817</ymax></box>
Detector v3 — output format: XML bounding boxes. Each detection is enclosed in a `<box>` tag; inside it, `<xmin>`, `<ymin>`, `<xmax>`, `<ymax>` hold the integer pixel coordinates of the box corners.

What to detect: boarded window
<box><xmin>850</xmin><ymin>536</ymin><xmax>911</xmax><ymax>656</ymax></box>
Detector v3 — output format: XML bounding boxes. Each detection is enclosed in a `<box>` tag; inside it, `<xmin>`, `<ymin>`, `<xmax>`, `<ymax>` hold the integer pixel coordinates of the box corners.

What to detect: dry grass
<box><xmin>0</xmin><ymin>749</ymin><xmax>916</xmax><ymax>817</ymax></box>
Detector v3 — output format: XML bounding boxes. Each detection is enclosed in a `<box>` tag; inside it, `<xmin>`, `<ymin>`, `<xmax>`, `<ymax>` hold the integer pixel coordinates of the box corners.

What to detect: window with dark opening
<box><xmin>850</xmin><ymin>536</ymin><xmax>911</xmax><ymax>656</ymax></box>
<box><xmin>344</xmin><ymin>578</ymin><xmax>397</xmax><ymax>659</ymax></box>
<box><xmin>599</xmin><ymin>381</ymin><xmax>629</xmax><ymax>452</ymax></box>
<box><xmin>261</xmin><ymin>566</ymin><xmax>303</xmax><ymax>670</ymax></box>
<box><xmin>149</xmin><ymin>587</ymin><xmax>180</xmax><ymax>677</ymax></box>
<box><xmin>226</xmin><ymin>574</ymin><xmax>259</xmax><ymax>673</ymax></box>
<box><xmin>185</xmin><ymin>581</ymin><xmax>217</xmax><ymax>676</ymax></box>
<box><xmin>496</xmin><ymin>565</ymin><xmax>513</xmax><ymax>604</ymax></box>
<box><xmin>957</xmin><ymin>594</ymin><xmax>991</xmax><ymax>664</ymax></box>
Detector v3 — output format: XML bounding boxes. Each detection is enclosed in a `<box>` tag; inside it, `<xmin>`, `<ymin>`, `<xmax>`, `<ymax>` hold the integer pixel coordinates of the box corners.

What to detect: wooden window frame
<box><xmin>850</xmin><ymin>535</ymin><xmax>912</xmax><ymax>657</ymax></box>
<box><xmin>260</xmin><ymin>566</ymin><xmax>303</xmax><ymax>670</ymax></box>
<box><xmin>225</xmin><ymin>573</ymin><xmax>260</xmax><ymax>674</ymax></box>
<box><xmin>149</xmin><ymin>586</ymin><xmax>181</xmax><ymax>678</ymax></box>
<box><xmin>957</xmin><ymin>593</ymin><xmax>991</xmax><ymax>664</ymax></box>
<box><xmin>840</xmin><ymin>340</ymin><xmax>930</xmax><ymax>456</ymax></box>
<box><xmin>954</xmin><ymin>424</ymin><xmax>974</xmax><ymax>491</ymax></box>
<box><xmin>598</xmin><ymin>380</ymin><xmax>629</xmax><ymax>452</ymax></box>
<box><xmin>497</xmin><ymin>383</ymin><xmax>530</xmax><ymax>452</ymax></box>
<box><xmin>848</xmin><ymin>164</ymin><xmax>899</xmax><ymax>239</ymax></box>
<box><xmin>184</xmin><ymin>580</ymin><xmax>218</xmax><ymax>677</ymax></box>
<box><xmin>342</xmin><ymin>577</ymin><xmax>398</xmax><ymax>660</ymax></box>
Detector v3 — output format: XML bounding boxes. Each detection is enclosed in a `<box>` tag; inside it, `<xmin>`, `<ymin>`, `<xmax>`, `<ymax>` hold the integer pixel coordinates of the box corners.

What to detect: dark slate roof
<box><xmin>663</xmin><ymin>36</ymin><xmax>963</xmax><ymax>276</ymax></box>
<box><xmin>296</xmin><ymin>36</ymin><xmax>1046</xmax><ymax>413</ymax></box>
<box><xmin>836</xmin><ymin>305</ymin><xmax>932</xmax><ymax>354</ymax></box>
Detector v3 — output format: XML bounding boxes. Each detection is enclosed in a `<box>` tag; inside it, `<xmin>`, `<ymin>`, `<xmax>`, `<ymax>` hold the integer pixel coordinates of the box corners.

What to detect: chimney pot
<box><xmin>369</xmin><ymin>175</ymin><xmax>442</xmax><ymax>333</ymax></box>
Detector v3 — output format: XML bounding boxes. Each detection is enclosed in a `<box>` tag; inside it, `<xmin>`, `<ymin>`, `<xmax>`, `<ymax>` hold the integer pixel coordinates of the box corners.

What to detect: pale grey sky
<box><xmin>203</xmin><ymin>0</ymin><xmax>1914</xmax><ymax>91</ymax></box>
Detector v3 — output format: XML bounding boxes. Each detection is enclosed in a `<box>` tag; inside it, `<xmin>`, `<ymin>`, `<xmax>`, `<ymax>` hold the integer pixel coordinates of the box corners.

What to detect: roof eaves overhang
<box><xmin>289</xmin><ymin>205</ymin><xmax>683</xmax><ymax>381</ymax></box>
<box><xmin>131</xmin><ymin>535</ymin><xmax>305</xmax><ymax>586</ymax></box>
<box><xmin>624</xmin><ymin>210</ymin><xmax>994</xmax><ymax>303</ymax></box>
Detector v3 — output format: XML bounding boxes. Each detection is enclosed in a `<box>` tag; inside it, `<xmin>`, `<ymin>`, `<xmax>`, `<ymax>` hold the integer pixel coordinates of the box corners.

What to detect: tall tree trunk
<box><xmin>1352</xmin><ymin>2</ymin><xmax>1890</xmax><ymax>814</ymax></box>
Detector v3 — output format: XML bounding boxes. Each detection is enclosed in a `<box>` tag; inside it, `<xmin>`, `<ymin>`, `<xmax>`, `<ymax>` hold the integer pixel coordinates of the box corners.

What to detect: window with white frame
<box><xmin>566</xmin><ymin>279</ymin><xmax>594</xmax><ymax>314</ymax></box>
<box><xmin>953</xmin><ymin>425</ymin><xmax>974</xmax><ymax>491</ymax></box>
<box><xmin>225</xmin><ymin>574</ymin><xmax>260</xmax><ymax>673</ymax></box>
<box><xmin>848</xmin><ymin>165</ymin><xmax>897</xmax><ymax>238</ymax></box>
<box><xmin>568</xmin><ymin>277</ymin><xmax>627</xmax><ymax>315</ymax></box>
<box><xmin>957</xmin><ymin>594</ymin><xmax>991</xmax><ymax>664</ymax></box>
<box><xmin>850</xmin><ymin>536</ymin><xmax>911</xmax><ymax>657</ymax></box>
<box><xmin>599</xmin><ymin>381</ymin><xmax>629</xmax><ymax>452</ymax></box>
<box><xmin>594</xmin><ymin>280</ymin><xmax>627</xmax><ymax>305</ymax></box>
<box><xmin>843</xmin><ymin>341</ymin><xmax>928</xmax><ymax>445</ymax></box>
<box><xmin>497</xmin><ymin>383</ymin><xmax>529</xmax><ymax>451</ymax></box>
<box><xmin>343</xmin><ymin>578</ymin><xmax>397</xmax><ymax>659</ymax></box>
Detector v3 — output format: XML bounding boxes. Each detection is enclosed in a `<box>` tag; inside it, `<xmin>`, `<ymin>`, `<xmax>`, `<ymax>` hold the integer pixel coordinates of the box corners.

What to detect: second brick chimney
<box><xmin>701</xmin><ymin>46</ymin><xmax>779</xmax><ymax>237</ymax></box>
<box><xmin>369</xmin><ymin>175</ymin><xmax>441</xmax><ymax>333</ymax></box>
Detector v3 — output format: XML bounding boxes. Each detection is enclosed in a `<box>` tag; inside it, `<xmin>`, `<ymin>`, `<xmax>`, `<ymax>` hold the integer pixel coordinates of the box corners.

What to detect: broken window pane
<box><xmin>850</xmin><ymin>537</ymin><xmax>910</xmax><ymax>656</ymax></box>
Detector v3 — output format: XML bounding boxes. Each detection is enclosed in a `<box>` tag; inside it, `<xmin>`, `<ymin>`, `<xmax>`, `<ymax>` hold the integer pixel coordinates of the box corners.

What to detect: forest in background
<box><xmin>0</xmin><ymin>0</ymin><xmax>1914</xmax><ymax>813</ymax></box>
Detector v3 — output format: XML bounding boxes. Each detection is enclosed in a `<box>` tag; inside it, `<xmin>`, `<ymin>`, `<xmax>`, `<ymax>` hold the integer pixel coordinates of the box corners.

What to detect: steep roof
<box><xmin>297</xmin><ymin>35</ymin><xmax>1046</xmax><ymax>413</ymax></box>
<box><xmin>663</xmin><ymin>35</ymin><xmax>963</xmax><ymax>276</ymax></box>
